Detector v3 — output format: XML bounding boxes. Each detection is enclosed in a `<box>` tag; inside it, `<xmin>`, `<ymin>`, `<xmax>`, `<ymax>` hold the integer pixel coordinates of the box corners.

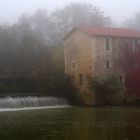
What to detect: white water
<box><xmin>0</xmin><ymin>96</ymin><xmax>69</xmax><ymax>111</ymax></box>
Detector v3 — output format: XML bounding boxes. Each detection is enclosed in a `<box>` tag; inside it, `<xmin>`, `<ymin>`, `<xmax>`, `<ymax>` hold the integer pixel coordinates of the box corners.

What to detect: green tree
<box><xmin>89</xmin><ymin>76</ymin><xmax>124</xmax><ymax>105</ymax></box>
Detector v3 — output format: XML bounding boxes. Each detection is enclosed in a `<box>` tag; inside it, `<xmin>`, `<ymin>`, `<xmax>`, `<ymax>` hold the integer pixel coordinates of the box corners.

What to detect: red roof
<box><xmin>64</xmin><ymin>26</ymin><xmax>140</xmax><ymax>39</ymax></box>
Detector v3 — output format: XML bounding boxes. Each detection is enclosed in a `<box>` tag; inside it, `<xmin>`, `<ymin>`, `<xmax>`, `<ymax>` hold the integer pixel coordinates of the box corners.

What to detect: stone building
<box><xmin>64</xmin><ymin>26</ymin><xmax>140</xmax><ymax>105</ymax></box>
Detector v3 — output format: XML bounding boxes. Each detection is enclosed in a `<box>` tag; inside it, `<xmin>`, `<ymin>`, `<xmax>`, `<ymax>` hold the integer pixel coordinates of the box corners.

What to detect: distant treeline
<box><xmin>0</xmin><ymin>2</ymin><xmax>139</xmax><ymax>95</ymax></box>
<box><xmin>0</xmin><ymin>3</ymin><xmax>112</xmax><ymax>94</ymax></box>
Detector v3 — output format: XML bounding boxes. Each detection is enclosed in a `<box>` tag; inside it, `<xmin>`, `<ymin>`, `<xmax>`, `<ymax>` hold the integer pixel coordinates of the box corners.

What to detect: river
<box><xmin>0</xmin><ymin>107</ymin><xmax>140</xmax><ymax>140</ymax></box>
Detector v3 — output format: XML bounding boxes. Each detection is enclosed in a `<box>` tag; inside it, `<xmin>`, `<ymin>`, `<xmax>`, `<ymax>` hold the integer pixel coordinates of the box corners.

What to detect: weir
<box><xmin>0</xmin><ymin>96</ymin><xmax>69</xmax><ymax>111</ymax></box>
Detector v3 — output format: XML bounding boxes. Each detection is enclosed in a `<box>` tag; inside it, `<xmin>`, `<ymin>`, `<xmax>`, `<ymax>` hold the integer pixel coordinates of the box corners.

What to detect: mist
<box><xmin>0</xmin><ymin>0</ymin><xmax>140</xmax><ymax>25</ymax></box>
<box><xmin>0</xmin><ymin>0</ymin><xmax>140</xmax><ymax>93</ymax></box>
<box><xmin>0</xmin><ymin>1</ymin><xmax>140</xmax><ymax>139</ymax></box>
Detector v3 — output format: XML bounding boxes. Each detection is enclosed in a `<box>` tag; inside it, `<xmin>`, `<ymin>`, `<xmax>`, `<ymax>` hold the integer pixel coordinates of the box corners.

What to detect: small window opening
<box><xmin>133</xmin><ymin>40</ymin><xmax>138</xmax><ymax>52</ymax></box>
<box><xmin>137</xmin><ymin>40</ymin><xmax>140</xmax><ymax>45</ymax></box>
<box><xmin>89</xmin><ymin>65</ymin><xmax>92</xmax><ymax>69</ymax></box>
<box><xmin>79</xmin><ymin>73</ymin><xmax>83</xmax><ymax>85</ymax></box>
<box><xmin>119</xmin><ymin>75</ymin><xmax>123</xmax><ymax>83</ymax></box>
<box><xmin>106</xmin><ymin>60</ymin><xmax>110</xmax><ymax>69</ymax></box>
<box><xmin>105</xmin><ymin>38</ymin><xmax>110</xmax><ymax>51</ymax></box>
<box><xmin>72</xmin><ymin>62</ymin><xmax>75</xmax><ymax>68</ymax></box>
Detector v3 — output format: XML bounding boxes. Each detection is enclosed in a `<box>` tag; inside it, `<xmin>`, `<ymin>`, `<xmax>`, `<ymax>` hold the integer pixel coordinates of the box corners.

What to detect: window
<box><xmin>119</xmin><ymin>75</ymin><xmax>123</xmax><ymax>83</ymax></box>
<box><xmin>79</xmin><ymin>73</ymin><xmax>83</xmax><ymax>85</ymax></box>
<box><xmin>134</xmin><ymin>40</ymin><xmax>137</xmax><ymax>47</ymax></box>
<box><xmin>106</xmin><ymin>60</ymin><xmax>110</xmax><ymax>69</ymax></box>
<box><xmin>89</xmin><ymin>65</ymin><xmax>92</xmax><ymax>69</ymax></box>
<box><xmin>105</xmin><ymin>38</ymin><xmax>110</xmax><ymax>51</ymax></box>
<box><xmin>133</xmin><ymin>63</ymin><xmax>139</xmax><ymax>70</ymax></box>
<box><xmin>133</xmin><ymin>40</ymin><xmax>138</xmax><ymax>52</ymax></box>
<box><xmin>72</xmin><ymin>62</ymin><xmax>75</xmax><ymax>68</ymax></box>
<box><xmin>137</xmin><ymin>40</ymin><xmax>140</xmax><ymax>45</ymax></box>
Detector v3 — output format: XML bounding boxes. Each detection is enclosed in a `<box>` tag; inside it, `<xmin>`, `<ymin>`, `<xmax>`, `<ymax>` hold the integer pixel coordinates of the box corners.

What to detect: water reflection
<box><xmin>61</xmin><ymin>108</ymin><xmax>127</xmax><ymax>140</ymax></box>
<box><xmin>0</xmin><ymin>107</ymin><xmax>140</xmax><ymax>140</ymax></box>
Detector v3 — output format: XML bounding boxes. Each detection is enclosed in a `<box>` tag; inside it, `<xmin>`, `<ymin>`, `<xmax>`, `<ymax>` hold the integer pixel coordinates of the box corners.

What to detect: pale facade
<box><xmin>64</xmin><ymin>27</ymin><xmax>140</xmax><ymax>105</ymax></box>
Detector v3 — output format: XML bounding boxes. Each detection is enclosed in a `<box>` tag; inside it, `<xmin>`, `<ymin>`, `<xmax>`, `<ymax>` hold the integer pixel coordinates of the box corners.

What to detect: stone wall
<box><xmin>64</xmin><ymin>30</ymin><xmax>96</xmax><ymax>105</ymax></box>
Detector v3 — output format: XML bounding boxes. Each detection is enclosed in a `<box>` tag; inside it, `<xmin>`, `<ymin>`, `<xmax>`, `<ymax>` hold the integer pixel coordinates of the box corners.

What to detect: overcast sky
<box><xmin>0</xmin><ymin>0</ymin><xmax>140</xmax><ymax>24</ymax></box>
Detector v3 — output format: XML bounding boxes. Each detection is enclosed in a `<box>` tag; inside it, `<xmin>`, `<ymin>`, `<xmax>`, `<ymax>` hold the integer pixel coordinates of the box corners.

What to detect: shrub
<box><xmin>89</xmin><ymin>75</ymin><xmax>124</xmax><ymax>104</ymax></box>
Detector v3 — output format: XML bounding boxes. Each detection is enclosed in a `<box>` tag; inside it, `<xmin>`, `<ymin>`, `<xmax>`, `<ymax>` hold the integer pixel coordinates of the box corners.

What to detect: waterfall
<box><xmin>0</xmin><ymin>96</ymin><xmax>69</xmax><ymax>111</ymax></box>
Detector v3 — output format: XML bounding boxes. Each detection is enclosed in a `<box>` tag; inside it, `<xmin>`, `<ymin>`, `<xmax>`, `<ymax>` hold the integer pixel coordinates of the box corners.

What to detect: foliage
<box><xmin>0</xmin><ymin>2</ymin><xmax>113</xmax><ymax>94</ymax></box>
<box><xmin>113</xmin><ymin>37</ymin><xmax>140</xmax><ymax>97</ymax></box>
<box><xmin>125</xmin><ymin>68</ymin><xmax>140</xmax><ymax>97</ymax></box>
<box><xmin>89</xmin><ymin>76</ymin><xmax>123</xmax><ymax>104</ymax></box>
<box><xmin>16</xmin><ymin>3</ymin><xmax>113</xmax><ymax>45</ymax></box>
<box><xmin>51</xmin><ymin>3</ymin><xmax>112</xmax><ymax>42</ymax></box>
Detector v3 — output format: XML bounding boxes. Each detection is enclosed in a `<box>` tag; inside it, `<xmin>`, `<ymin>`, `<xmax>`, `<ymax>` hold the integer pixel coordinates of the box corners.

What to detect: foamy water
<box><xmin>0</xmin><ymin>96</ymin><xmax>69</xmax><ymax>112</ymax></box>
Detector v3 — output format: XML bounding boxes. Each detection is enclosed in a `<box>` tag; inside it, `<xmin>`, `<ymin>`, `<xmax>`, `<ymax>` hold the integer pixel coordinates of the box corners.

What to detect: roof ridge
<box><xmin>64</xmin><ymin>26</ymin><xmax>140</xmax><ymax>40</ymax></box>
<box><xmin>78</xmin><ymin>26</ymin><xmax>140</xmax><ymax>38</ymax></box>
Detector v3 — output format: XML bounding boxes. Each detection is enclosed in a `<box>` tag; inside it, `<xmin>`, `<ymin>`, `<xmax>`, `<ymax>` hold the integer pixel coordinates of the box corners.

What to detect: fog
<box><xmin>0</xmin><ymin>2</ymin><xmax>140</xmax><ymax>139</ymax></box>
<box><xmin>0</xmin><ymin>0</ymin><xmax>140</xmax><ymax>94</ymax></box>
<box><xmin>0</xmin><ymin>0</ymin><xmax>140</xmax><ymax>24</ymax></box>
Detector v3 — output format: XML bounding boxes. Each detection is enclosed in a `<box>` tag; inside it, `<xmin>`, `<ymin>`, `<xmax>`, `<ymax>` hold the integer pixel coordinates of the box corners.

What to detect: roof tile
<box><xmin>79</xmin><ymin>26</ymin><xmax>140</xmax><ymax>38</ymax></box>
